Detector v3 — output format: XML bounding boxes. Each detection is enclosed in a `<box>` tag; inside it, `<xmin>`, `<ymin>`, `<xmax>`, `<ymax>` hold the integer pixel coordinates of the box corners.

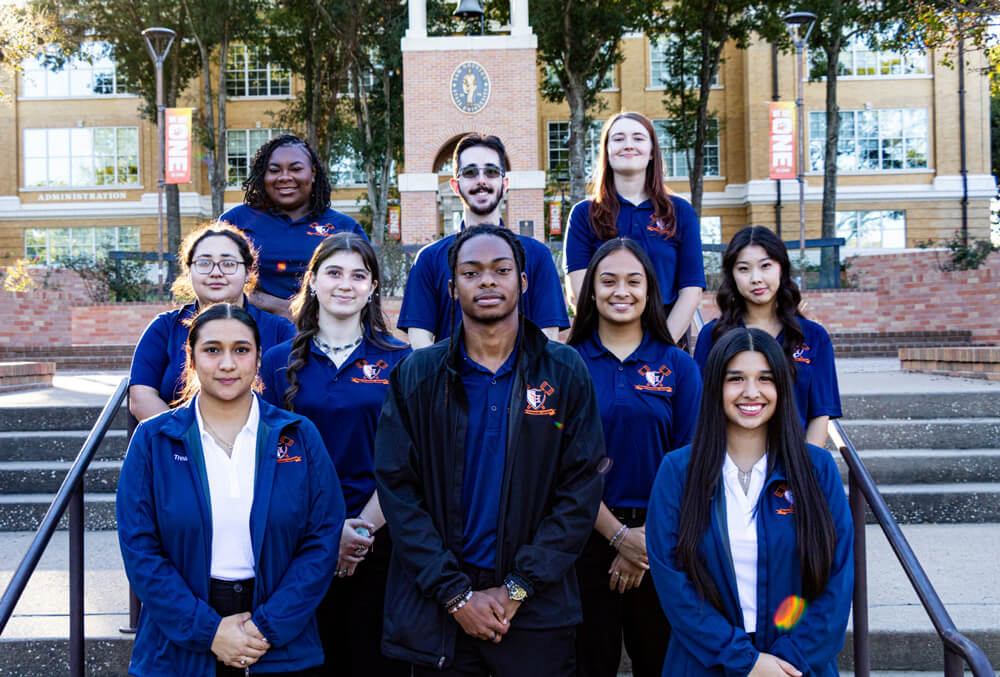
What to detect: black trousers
<box><xmin>209</xmin><ymin>578</ymin><xmax>319</xmax><ymax>677</ymax></box>
<box><xmin>574</xmin><ymin>515</ymin><xmax>670</xmax><ymax>677</ymax></box>
<box><xmin>411</xmin><ymin>564</ymin><xmax>576</xmax><ymax>677</ymax></box>
<box><xmin>315</xmin><ymin>527</ymin><xmax>408</xmax><ymax>677</ymax></box>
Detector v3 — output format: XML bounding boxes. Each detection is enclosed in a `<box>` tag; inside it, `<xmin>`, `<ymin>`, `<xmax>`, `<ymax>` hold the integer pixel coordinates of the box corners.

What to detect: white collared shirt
<box><xmin>722</xmin><ymin>453</ymin><xmax>768</xmax><ymax>633</ymax></box>
<box><xmin>195</xmin><ymin>395</ymin><xmax>259</xmax><ymax>580</ymax></box>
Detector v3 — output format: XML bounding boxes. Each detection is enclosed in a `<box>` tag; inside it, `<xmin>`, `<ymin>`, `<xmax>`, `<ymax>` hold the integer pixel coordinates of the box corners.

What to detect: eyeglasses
<box><xmin>192</xmin><ymin>259</ymin><xmax>244</xmax><ymax>275</ymax></box>
<box><xmin>457</xmin><ymin>164</ymin><xmax>505</xmax><ymax>180</ymax></box>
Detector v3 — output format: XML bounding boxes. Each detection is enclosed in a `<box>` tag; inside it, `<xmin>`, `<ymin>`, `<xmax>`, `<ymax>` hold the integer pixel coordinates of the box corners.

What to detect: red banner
<box><xmin>165</xmin><ymin>108</ymin><xmax>193</xmax><ymax>184</ymax></box>
<box><xmin>548</xmin><ymin>200</ymin><xmax>562</xmax><ymax>236</ymax></box>
<box><xmin>768</xmin><ymin>102</ymin><xmax>796</xmax><ymax>180</ymax></box>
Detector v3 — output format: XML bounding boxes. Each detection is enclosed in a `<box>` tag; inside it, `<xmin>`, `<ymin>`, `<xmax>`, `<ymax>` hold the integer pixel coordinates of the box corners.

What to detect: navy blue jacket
<box><xmin>647</xmin><ymin>444</ymin><xmax>853</xmax><ymax>676</ymax></box>
<box><xmin>117</xmin><ymin>396</ymin><xmax>345</xmax><ymax>676</ymax></box>
<box><xmin>374</xmin><ymin>320</ymin><xmax>605</xmax><ymax>669</ymax></box>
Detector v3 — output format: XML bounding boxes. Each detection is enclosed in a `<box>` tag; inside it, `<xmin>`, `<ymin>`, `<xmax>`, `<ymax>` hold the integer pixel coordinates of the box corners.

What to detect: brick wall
<box><xmin>71</xmin><ymin>303</ymin><xmax>172</xmax><ymax>345</ymax></box>
<box><xmin>698</xmin><ymin>289</ymin><xmax>883</xmax><ymax>333</ymax></box>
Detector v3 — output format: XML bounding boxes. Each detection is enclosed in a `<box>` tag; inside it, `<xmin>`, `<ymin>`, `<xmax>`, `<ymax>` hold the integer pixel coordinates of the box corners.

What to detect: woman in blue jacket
<box><xmin>647</xmin><ymin>328</ymin><xmax>852</xmax><ymax>677</ymax></box>
<box><xmin>128</xmin><ymin>222</ymin><xmax>295</xmax><ymax>421</ymax></box>
<box><xmin>693</xmin><ymin>226</ymin><xmax>841</xmax><ymax>446</ymax></box>
<box><xmin>261</xmin><ymin>232</ymin><xmax>410</xmax><ymax>676</ymax></box>
<box><xmin>565</xmin><ymin>238</ymin><xmax>702</xmax><ymax>677</ymax></box>
<box><xmin>564</xmin><ymin>112</ymin><xmax>705</xmax><ymax>344</ymax></box>
<box><xmin>117</xmin><ymin>303</ymin><xmax>345</xmax><ymax>676</ymax></box>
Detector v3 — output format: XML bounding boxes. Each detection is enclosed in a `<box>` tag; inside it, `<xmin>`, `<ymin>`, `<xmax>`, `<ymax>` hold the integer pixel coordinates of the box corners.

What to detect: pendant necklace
<box><xmin>314</xmin><ymin>334</ymin><xmax>363</xmax><ymax>358</ymax></box>
<box><xmin>202</xmin><ymin>418</ymin><xmax>235</xmax><ymax>455</ymax></box>
<box><xmin>737</xmin><ymin>468</ymin><xmax>752</xmax><ymax>495</ymax></box>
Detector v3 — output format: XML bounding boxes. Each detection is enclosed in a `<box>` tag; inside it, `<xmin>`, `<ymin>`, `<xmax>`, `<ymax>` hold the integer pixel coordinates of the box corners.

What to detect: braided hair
<box><xmin>281</xmin><ymin>232</ymin><xmax>402</xmax><ymax>412</ymax></box>
<box><xmin>242</xmin><ymin>134</ymin><xmax>332</xmax><ymax>220</ymax></box>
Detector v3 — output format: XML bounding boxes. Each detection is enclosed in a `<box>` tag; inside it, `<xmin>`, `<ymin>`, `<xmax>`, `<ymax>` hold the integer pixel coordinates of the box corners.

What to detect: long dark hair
<box><xmin>170</xmin><ymin>221</ymin><xmax>259</xmax><ymax>301</ymax></box>
<box><xmin>174</xmin><ymin>303</ymin><xmax>261</xmax><ymax>405</ymax></box>
<box><xmin>281</xmin><ymin>232</ymin><xmax>400</xmax><ymax>411</ymax></box>
<box><xmin>676</xmin><ymin>328</ymin><xmax>836</xmax><ymax>608</ymax></box>
<box><xmin>566</xmin><ymin>237</ymin><xmax>673</xmax><ymax>347</ymax></box>
<box><xmin>589</xmin><ymin>112</ymin><xmax>676</xmax><ymax>240</ymax></box>
<box><xmin>713</xmin><ymin>226</ymin><xmax>805</xmax><ymax>373</ymax></box>
<box><xmin>242</xmin><ymin>134</ymin><xmax>332</xmax><ymax>220</ymax></box>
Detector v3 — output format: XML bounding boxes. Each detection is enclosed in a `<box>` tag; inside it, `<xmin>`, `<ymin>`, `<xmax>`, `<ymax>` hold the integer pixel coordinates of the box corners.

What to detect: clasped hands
<box><xmin>336</xmin><ymin>517</ymin><xmax>376</xmax><ymax>578</ymax></box>
<box><xmin>451</xmin><ymin>586</ymin><xmax>521</xmax><ymax>643</ymax></box>
<box><xmin>211</xmin><ymin>612</ymin><xmax>270</xmax><ymax>669</ymax></box>
<box><xmin>609</xmin><ymin>524</ymin><xmax>649</xmax><ymax>594</ymax></box>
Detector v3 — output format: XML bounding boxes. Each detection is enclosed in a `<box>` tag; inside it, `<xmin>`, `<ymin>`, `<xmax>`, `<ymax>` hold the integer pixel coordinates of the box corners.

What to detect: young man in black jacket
<box><xmin>375</xmin><ymin>224</ymin><xmax>605</xmax><ymax>676</ymax></box>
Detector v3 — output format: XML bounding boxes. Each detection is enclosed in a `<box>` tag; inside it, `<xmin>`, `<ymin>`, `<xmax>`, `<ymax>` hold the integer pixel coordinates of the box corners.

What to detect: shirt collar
<box><xmin>579</xmin><ymin>331</ymin><xmax>664</xmax><ymax>364</ymax></box>
<box><xmin>458</xmin><ymin>335</ymin><xmax>518</xmax><ymax>377</ymax></box>
<box><xmin>459</xmin><ymin>216</ymin><xmax>506</xmax><ymax>232</ymax></box>
<box><xmin>615</xmin><ymin>192</ymin><xmax>652</xmax><ymax>209</ymax></box>
<box><xmin>195</xmin><ymin>393</ymin><xmax>260</xmax><ymax>443</ymax></box>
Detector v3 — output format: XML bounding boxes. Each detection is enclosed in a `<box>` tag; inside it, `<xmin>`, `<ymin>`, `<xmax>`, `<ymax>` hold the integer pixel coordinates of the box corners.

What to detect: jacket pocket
<box><xmin>382</xmin><ymin>564</ymin><xmax>451</xmax><ymax>668</ymax></box>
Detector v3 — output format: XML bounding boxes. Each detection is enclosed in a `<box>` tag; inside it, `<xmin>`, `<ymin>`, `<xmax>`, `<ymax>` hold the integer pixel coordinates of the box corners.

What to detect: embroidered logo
<box><xmin>792</xmin><ymin>344</ymin><xmax>811</xmax><ymax>364</ymax></box>
<box><xmin>525</xmin><ymin>381</ymin><xmax>556</xmax><ymax>416</ymax></box>
<box><xmin>351</xmin><ymin>359</ymin><xmax>390</xmax><ymax>384</ymax></box>
<box><xmin>773</xmin><ymin>483</ymin><xmax>795</xmax><ymax>515</ymax></box>
<box><xmin>635</xmin><ymin>365</ymin><xmax>673</xmax><ymax>392</ymax></box>
<box><xmin>645</xmin><ymin>217</ymin><xmax>672</xmax><ymax>235</ymax></box>
<box><xmin>307</xmin><ymin>222</ymin><xmax>338</xmax><ymax>237</ymax></box>
<box><xmin>276</xmin><ymin>435</ymin><xmax>302</xmax><ymax>464</ymax></box>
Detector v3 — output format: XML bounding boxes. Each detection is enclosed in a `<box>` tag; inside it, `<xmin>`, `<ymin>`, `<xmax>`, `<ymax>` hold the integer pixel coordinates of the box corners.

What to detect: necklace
<box><xmin>737</xmin><ymin>468</ymin><xmax>752</xmax><ymax>495</ymax></box>
<box><xmin>202</xmin><ymin>417</ymin><xmax>235</xmax><ymax>454</ymax></box>
<box><xmin>314</xmin><ymin>334</ymin><xmax>363</xmax><ymax>355</ymax></box>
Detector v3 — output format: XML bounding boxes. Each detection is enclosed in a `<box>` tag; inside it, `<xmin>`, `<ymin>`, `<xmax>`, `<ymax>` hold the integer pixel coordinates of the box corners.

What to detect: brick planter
<box><xmin>0</xmin><ymin>361</ymin><xmax>56</xmax><ymax>393</ymax></box>
<box><xmin>900</xmin><ymin>346</ymin><xmax>1000</xmax><ymax>381</ymax></box>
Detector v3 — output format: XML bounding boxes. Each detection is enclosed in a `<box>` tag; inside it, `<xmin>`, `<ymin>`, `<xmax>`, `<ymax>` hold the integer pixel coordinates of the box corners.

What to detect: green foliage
<box><xmin>0</xmin><ymin>3</ymin><xmax>67</xmax><ymax>99</ymax></box>
<box><xmin>1</xmin><ymin>260</ymin><xmax>37</xmax><ymax>292</ymax></box>
<box><xmin>917</xmin><ymin>231</ymin><xmax>999</xmax><ymax>271</ymax></box>
<box><xmin>374</xmin><ymin>237</ymin><xmax>413</xmax><ymax>298</ymax></box>
<box><xmin>58</xmin><ymin>256</ymin><xmax>156</xmax><ymax>303</ymax></box>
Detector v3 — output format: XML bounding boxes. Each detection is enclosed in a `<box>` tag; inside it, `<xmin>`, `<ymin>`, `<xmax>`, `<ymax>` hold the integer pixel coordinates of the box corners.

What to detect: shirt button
<box><xmin>491</xmin><ymin>380</ymin><xmax>497</xmax><ymax>385</ymax></box>
<box><xmin>618</xmin><ymin>366</ymin><xmax>624</xmax><ymax>372</ymax></box>
<box><xmin>233</xmin><ymin>583</ymin><xmax>243</xmax><ymax>593</ymax></box>
<box><xmin>491</xmin><ymin>405</ymin><xmax>497</xmax><ymax>412</ymax></box>
<box><xmin>333</xmin><ymin>377</ymin><xmax>338</xmax><ymax>382</ymax></box>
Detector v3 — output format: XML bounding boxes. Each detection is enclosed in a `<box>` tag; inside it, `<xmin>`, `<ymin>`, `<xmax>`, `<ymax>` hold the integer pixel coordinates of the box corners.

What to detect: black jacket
<box><xmin>375</xmin><ymin>320</ymin><xmax>605</xmax><ymax>668</ymax></box>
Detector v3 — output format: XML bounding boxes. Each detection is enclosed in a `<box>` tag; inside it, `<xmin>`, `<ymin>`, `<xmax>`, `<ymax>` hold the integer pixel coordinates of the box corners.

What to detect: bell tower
<box><xmin>397</xmin><ymin>0</ymin><xmax>544</xmax><ymax>244</ymax></box>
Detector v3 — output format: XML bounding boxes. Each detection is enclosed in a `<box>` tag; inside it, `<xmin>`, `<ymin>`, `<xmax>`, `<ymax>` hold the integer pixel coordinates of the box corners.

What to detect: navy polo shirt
<box><xmin>221</xmin><ymin>204</ymin><xmax>368</xmax><ymax>299</ymax></box>
<box><xmin>564</xmin><ymin>195</ymin><xmax>706</xmax><ymax>305</ymax></box>
<box><xmin>260</xmin><ymin>334</ymin><xmax>411</xmax><ymax>517</ymax></box>
<box><xmin>397</xmin><ymin>223</ymin><xmax>570</xmax><ymax>341</ymax></box>
<box><xmin>575</xmin><ymin>333</ymin><xmax>702</xmax><ymax>508</ymax></box>
<box><xmin>458</xmin><ymin>339</ymin><xmax>517</xmax><ymax>569</ymax></box>
<box><xmin>129</xmin><ymin>300</ymin><xmax>295</xmax><ymax>405</ymax></box>
<box><xmin>694</xmin><ymin>317</ymin><xmax>843</xmax><ymax>429</ymax></box>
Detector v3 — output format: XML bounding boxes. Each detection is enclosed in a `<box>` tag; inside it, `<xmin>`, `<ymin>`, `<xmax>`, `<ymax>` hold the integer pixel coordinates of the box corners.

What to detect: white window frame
<box><xmin>22</xmin><ymin>127</ymin><xmax>140</xmax><ymax>189</ymax></box>
<box><xmin>546</xmin><ymin>120</ymin><xmax>603</xmax><ymax>181</ymax></box>
<box><xmin>225</xmin><ymin>129</ymin><xmax>286</xmax><ymax>188</ymax></box>
<box><xmin>829</xmin><ymin>35</ymin><xmax>929</xmax><ymax>79</ymax></box>
<box><xmin>329</xmin><ymin>153</ymin><xmax>367</xmax><ymax>187</ymax></box>
<box><xmin>19</xmin><ymin>42</ymin><xmax>130</xmax><ymax>99</ymax></box>
<box><xmin>24</xmin><ymin>225</ymin><xmax>140</xmax><ymax>265</ymax></box>
<box><xmin>226</xmin><ymin>45</ymin><xmax>291</xmax><ymax>98</ymax></box>
<box><xmin>835</xmin><ymin>210</ymin><xmax>907</xmax><ymax>249</ymax></box>
<box><xmin>648</xmin><ymin>37</ymin><xmax>720</xmax><ymax>91</ymax></box>
<box><xmin>652</xmin><ymin>118</ymin><xmax>721</xmax><ymax>179</ymax></box>
<box><xmin>808</xmin><ymin>108</ymin><xmax>929</xmax><ymax>174</ymax></box>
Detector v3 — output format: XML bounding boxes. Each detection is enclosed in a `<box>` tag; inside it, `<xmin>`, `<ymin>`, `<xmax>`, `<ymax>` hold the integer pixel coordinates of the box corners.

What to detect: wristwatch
<box><xmin>504</xmin><ymin>575</ymin><xmax>528</xmax><ymax>602</ymax></box>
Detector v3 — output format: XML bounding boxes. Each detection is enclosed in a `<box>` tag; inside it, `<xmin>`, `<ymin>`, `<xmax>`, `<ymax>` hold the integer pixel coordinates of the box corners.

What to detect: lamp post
<box><xmin>782</xmin><ymin>11</ymin><xmax>816</xmax><ymax>284</ymax></box>
<box><xmin>141</xmin><ymin>27</ymin><xmax>176</xmax><ymax>296</ymax></box>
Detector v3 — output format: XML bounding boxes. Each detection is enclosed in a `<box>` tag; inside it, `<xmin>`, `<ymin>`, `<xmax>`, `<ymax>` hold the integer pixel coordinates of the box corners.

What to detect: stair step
<box><xmin>0</xmin><ymin>494</ymin><xmax>116</xmax><ymax>531</ymax></box>
<box><xmin>0</xmin><ymin>430</ymin><xmax>127</xmax><ymax>462</ymax></box>
<box><xmin>839</xmin><ymin>392</ymin><xmax>1000</xmax><ymax>420</ymax></box>
<box><xmin>869</xmin><ymin>483</ymin><xmax>1000</xmax><ymax>524</ymax></box>
<box><xmin>838</xmin><ymin>449</ymin><xmax>1000</xmax><ymax>484</ymax></box>
<box><xmin>839</xmin><ymin>418</ymin><xmax>1000</xmax><ymax>449</ymax></box>
<box><xmin>0</xmin><ymin>461</ymin><xmax>121</xmax><ymax>494</ymax></box>
<box><xmin>0</xmin><ymin>406</ymin><xmax>129</xmax><ymax>433</ymax></box>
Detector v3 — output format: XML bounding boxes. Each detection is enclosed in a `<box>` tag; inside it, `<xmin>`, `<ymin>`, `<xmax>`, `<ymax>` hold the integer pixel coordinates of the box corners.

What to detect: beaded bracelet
<box><xmin>446</xmin><ymin>588</ymin><xmax>473</xmax><ymax>614</ymax></box>
<box><xmin>609</xmin><ymin>523</ymin><xmax>628</xmax><ymax>548</ymax></box>
<box><xmin>611</xmin><ymin>525</ymin><xmax>630</xmax><ymax>550</ymax></box>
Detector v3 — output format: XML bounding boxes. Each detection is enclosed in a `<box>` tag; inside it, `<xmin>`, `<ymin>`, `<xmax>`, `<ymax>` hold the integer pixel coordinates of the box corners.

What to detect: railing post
<box><xmin>120</xmin><ymin>404</ymin><xmax>141</xmax><ymax>634</ymax></box>
<box><xmin>69</xmin><ymin>483</ymin><xmax>85</xmax><ymax>677</ymax></box>
<box><xmin>849</xmin><ymin>472</ymin><xmax>871</xmax><ymax>677</ymax></box>
<box><xmin>944</xmin><ymin>647</ymin><xmax>964</xmax><ymax>676</ymax></box>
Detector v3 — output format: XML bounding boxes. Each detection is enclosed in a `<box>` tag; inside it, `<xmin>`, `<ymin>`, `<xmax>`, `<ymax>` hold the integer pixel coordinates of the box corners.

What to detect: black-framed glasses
<box><xmin>192</xmin><ymin>259</ymin><xmax>244</xmax><ymax>275</ymax></box>
<box><xmin>457</xmin><ymin>163</ymin><xmax>505</xmax><ymax>180</ymax></box>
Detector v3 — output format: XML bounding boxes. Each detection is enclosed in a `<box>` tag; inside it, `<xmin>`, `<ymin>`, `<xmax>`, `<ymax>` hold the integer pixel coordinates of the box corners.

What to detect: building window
<box><xmin>226</xmin><ymin>45</ymin><xmax>290</xmax><ymax>97</ymax></box>
<box><xmin>543</xmin><ymin>65</ymin><xmax>614</xmax><ymax>92</ymax></box>
<box><xmin>25</xmin><ymin>226</ymin><xmax>140</xmax><ymax>265</ymax></box>
<box><xmin>652</xmin><ymin>119</ymin><xmax>720</xmax><ymax>177</ymax></box>
<box><xmin>836</xmin><ymin>210</ymin><xmax>906</xmax><ymax>249</ymax></box>
<box><xmin>546</xmin><ymin>120</ymin><xmax>603</xmax><ymax>181</ymax></box>
<box><xmin>649</xmin><ymin>38</ymin><xmax>718</xmax><ymax>89</ymax></box>
<box><xmin>700</xmin><ymin>216</ymin><xmax>722</xmax><ymax>244</ymax></box>
<box><xmin>23</xmin><ymin>127</ymin><xmax>139</xmax><ymax>188</ymax></box>
<box><xmin>834</xmin><ymin>35</ymin><xmax>927</xmax><ymax>77</ymax></box>
<box><xmin>329</xmin><ymin>154</ymin><xmax>367</xmax><ymax>186</ymax></box>
<box><xmin>809</xmin><ymin>109</ymin><xmax>928</xmax><ymax>172</ymax></box>
<box><xmin>226</xmin><ymin>129</ymin><xmax>284</xmax><ymax>187</ymax></box>
<box><xmin>20</xmin><ymin>42</ymin><xmax>127</xmax><ymax>98</ymax></box>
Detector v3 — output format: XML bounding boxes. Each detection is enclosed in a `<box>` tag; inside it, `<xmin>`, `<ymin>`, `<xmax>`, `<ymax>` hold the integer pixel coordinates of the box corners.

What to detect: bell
<box><xmin>453</xmin><ymin>0</ymin><xmax>484</xmax><ymax>20</ymax></box>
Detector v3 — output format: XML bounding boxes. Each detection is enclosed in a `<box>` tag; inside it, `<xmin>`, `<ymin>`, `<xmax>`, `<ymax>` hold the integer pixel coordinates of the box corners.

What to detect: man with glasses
<box><xmin>398</xmin><ymin>134</ymin><xmax>570</xmax><ymax>348</ymax></box>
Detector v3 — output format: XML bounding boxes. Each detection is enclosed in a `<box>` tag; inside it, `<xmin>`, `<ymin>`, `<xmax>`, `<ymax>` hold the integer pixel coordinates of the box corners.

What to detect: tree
<box><xmin>528</xmin><ymin>0</ymin><xmax>648</xmax><ymax>206</ymax></box>
<box><xmin>0</xmin><ymin>3</ymin><xmax>65</xmax><ymax>99</ymax></box>
<box><xmin>651</xmin><ymin>0</ymin><xmax>789</xmax><ymax>218</ymax></box>
<box><xmin>38</xmin><ymin>0</ymin><xmax>202</xmax><ymax>258</ymax></box>
<box><xmin>800</xmin><ymin>0</ymin><xmax>909</xmax><ymax>287</ymax></box>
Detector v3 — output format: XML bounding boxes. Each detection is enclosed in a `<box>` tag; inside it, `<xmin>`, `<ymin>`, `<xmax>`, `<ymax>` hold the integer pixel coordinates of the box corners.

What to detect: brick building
<box><xmin>0</xmin><ymin>4</ymin><xmax>994</xmax><ymax>264</ymax></box>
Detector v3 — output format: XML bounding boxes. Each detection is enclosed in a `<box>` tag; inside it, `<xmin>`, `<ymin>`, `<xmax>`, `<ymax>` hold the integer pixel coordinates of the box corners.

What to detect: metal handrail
<box><xmin>0</xmin><ymin>376</ymin><xmax>129</xmax><ymax>677</ymax></box>
<box><xmin>828</xmin><ymin>418</ymin><xmax>996</xmax><ymax>677</ymax></box>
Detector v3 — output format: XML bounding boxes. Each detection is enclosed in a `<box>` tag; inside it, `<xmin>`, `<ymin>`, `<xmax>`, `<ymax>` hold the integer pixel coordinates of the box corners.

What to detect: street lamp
<box><xmin>141</xmin><ymin>26</ymin><xmax>176</xmax><ymax>296</ymax></box>
<box><xmin>782</xmin><ymin>11</ymin><xmax>816</xmax><ymax>285</ymax></box>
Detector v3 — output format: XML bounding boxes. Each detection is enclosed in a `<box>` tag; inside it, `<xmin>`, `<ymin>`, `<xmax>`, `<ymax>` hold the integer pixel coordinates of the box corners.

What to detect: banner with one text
<box><xmin>768</xmin><ymin>102</ymin><xmax>796</xmax><ymax>181</ymax></box>
<box><xmin>165</xmin><ymin>108</ymin><xmax>193</xmax><ymax>184</ymax></box>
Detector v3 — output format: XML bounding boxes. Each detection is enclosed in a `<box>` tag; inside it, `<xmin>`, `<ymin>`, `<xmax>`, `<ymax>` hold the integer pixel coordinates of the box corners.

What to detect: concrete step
<box><xmin>0</xmin><ymin>461</ymin><xmax>120</xmax><ymax>495</ymax></box>
<box><xmin>0</xmin><ymin>406</ymin><xmax>128</xmax><ymax>433</ymax></box>
<box><xmin>840</xmin><ymin>392</ymin><xmax>1000</xmax><ymax>420</ymax></box>
<box><xmin>872</xmin><ymin>483</ymin><xmax>1000</xmax><ymax>524</ymax></box>
<box><xmin>0</xmin><ymin>429</ymin><xmax>127</xmax><ymax>462</ymax></box>
<box><xmin>0</xmin><ymin>495</ymin><xmax>116</xmax><ymax>531</ymax></box>
<box><xmin>839</xmin><ymin>418</ymin><xmax>1000</xmax><ymax>450</ymax></box>
<box><xmin>839</xmin><ymin>449</ymin><xmax>1000</xmax><ymax>485</ymax></box>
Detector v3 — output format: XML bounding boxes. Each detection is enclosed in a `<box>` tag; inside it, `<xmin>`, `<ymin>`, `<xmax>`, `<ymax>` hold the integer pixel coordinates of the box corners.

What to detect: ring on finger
<box><xmin>240</xmin><ymin>657</ymin><xmax>246</xmax><ymax>666</ymax></box>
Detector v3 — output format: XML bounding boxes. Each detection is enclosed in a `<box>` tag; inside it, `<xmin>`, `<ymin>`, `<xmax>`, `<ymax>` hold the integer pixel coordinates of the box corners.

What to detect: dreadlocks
<box><xmin>241</xmin><ymin>134</ymin><xmax>333</xmax><ymax>220</ymax></box>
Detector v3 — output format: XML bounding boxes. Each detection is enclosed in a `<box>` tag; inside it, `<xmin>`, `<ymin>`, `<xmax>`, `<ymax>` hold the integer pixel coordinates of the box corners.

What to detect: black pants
<box><xmin>411</xmin><ymin>564</ymin><xmax>576</xmax><ymax>677</ymax></box>
<box><xmin>315</xmin><ymin>527</ymin><xmax>408</xmax><ymax>677</ymax></box>
<box><xmin>574</xmin><ymin>513</ymin><xmax>670</xmax><ymax>677</ymax></box>
<box><xmin>209</xmin><ymin>578</ymin><xmax>319</xmax><ymax>677</ymax></box>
